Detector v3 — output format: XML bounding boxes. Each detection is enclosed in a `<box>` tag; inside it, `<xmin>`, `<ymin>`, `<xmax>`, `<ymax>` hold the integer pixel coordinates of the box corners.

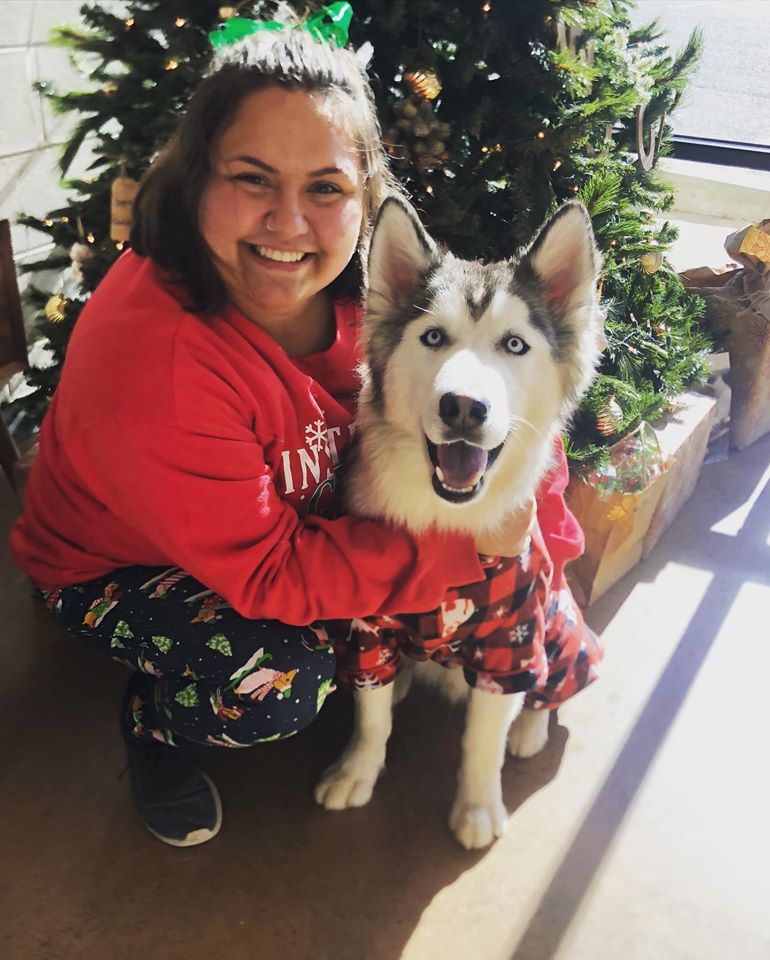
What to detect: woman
<box><xmin>10</xmin><ymin>11</ymin><xmax>583</xmax><ymax>847</ymax></box>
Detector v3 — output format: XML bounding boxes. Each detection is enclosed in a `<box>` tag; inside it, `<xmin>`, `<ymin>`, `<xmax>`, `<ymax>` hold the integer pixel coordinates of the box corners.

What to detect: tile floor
<box><xmin>1</xmin><ymin>434</ymin><xmax>768</xmax><ymax>960</ymax></box>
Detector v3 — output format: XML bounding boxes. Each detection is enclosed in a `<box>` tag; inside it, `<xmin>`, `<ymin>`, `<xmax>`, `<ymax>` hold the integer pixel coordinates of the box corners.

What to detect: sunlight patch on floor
<box><xmin>710</xmin><ymin>459</ymin><xmax>770</xmax><ymax>536</ymax></box>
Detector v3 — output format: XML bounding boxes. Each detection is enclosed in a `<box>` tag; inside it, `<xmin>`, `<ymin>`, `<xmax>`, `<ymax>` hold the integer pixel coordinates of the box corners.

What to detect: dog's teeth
<box><xmin>441</xmin><ymin>480</ymin><xmax>475</xmax><ymax>494</ymax></box>
<box><xmin>436</xmin><ymin>466</ymin><xmax>445</xmax><ymax>483</ymax></box>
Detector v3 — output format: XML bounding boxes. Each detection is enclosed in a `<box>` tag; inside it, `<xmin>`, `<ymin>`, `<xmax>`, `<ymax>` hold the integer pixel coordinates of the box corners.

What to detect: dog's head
<box><xmin>360</xmin><ymin>197</ymin><xmax>602</xmax><ymax>507</ymax></box>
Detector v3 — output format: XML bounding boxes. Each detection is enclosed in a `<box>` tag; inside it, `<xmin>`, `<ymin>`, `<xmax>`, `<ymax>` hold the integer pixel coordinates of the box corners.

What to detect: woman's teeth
<box><xmin>251</xmin><ymin>245</ymin><xmax>307</xmax><ymax>263</ymax></box>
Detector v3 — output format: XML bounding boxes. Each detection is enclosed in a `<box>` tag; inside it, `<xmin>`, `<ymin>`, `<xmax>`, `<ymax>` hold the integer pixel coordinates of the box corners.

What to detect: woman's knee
<box><xmin>170</xmin><ymin>641</ymin><xmax>337</xmax><ymax>747</ymax></box>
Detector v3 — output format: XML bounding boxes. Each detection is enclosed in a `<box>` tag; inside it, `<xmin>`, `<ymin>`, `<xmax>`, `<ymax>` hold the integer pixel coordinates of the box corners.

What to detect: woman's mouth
<box><xmin>245</xmin><ymin>243</ymin><xmax>312</xmax><ymax>268</ymax></box>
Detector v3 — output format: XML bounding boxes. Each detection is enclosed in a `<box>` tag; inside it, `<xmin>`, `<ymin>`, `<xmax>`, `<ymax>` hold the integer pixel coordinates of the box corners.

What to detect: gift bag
<box><xmin>682</xmin><ymin>219</ymin><xmax>770</xmax><ymax>450</ymax></box>
<box><xmin>566</xmin><ymin>422</ymin><xmax>668</xmax><ymax>607</ymax></box>
<box><xmin>566</xmin><ymin>393</ymin><xmax>716</xmax><ymax>606</ymax></box>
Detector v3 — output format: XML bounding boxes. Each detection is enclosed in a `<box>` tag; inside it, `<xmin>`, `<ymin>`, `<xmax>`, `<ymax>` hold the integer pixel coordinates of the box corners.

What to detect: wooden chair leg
<box><xmin>0</xmin><ymin>415</ymin><xmax>19</xmax><ymax>491</ymax></box>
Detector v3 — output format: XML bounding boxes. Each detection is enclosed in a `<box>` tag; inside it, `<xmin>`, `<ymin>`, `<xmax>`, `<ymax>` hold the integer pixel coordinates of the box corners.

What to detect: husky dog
<box><xmin>315</xmin><ymin>197</ymin><xmax>602</xmax><ymax>848</ymax></box>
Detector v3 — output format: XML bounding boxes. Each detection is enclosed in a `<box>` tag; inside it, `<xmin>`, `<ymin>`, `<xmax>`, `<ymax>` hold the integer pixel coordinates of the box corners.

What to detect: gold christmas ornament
<box><xmin>44</xmin><ymin>294</ymin><xmax>69</xmax><ymax>324</ymax></box>
<box><xmin>641</xmin><ymin>250</ymin><xmax>663</xmax><ymax>274</ymax></box>
<box><xmin>405</xmin><ymin>69</ymin><xmax>442</xmax><ymax>101</ymax></box>
<box><xmin>102</xmin><ymin>80</ymin><xmax>118</xmax><ymax>95</ymax></box>
<box><xmin>653</xmin><ymin>322</ymin><xmax>668</xmax><ymax>339</ymax></box>
<box><xmin>596</xmin><ymin>397</ymin><xmax>624</xmax><ymax>437</ymax></box>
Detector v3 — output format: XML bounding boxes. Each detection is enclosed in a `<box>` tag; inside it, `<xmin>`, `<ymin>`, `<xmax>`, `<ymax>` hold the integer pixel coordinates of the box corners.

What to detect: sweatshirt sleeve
<box><xmin>74</xmin><ymin>417</ymin><xmax>484</xmax><ymax>625</ymax></box>
<box><xmin>535</xmin><ymin>435</ymin><xmax>584</xmax><ymax>574</ymax></box>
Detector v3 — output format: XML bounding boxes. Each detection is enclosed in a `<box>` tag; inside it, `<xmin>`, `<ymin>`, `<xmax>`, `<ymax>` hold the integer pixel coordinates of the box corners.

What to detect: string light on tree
<box><xmin>219</xmin><ymin>6</ymin><xmax>237</xmax><ymax>18</ymax></box>
<box><xmin>165</xmin><ymin>59</ymin><xmax>180</xmax><ymax>71</ymax></box>
<box><xmin>174</xmin><ymin>17</ymin><xmax>187</xmax><ymax>27</ymax></box>
<box><xmin>124</xmin><ymin>17</ymin><xmax>134</xmax><ymax>29</ymax></box>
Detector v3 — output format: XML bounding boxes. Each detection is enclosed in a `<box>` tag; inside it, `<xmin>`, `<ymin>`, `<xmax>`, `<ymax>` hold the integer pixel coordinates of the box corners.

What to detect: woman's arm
<box><xmin>73</xmin><ymin>416</ymin><xmax>484</xmax><ymax>625</ymax></box>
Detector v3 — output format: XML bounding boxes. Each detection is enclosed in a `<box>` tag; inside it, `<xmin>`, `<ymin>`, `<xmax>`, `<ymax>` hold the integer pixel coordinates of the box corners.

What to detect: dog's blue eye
<box><xmin>421</xmin><ymin>328</ymin><xmax>446</xmax><ymax>348</ymax></box>
<box><xmin>504</xmin><ymin>335</ymin><xmax>529</xmax><ymax>356</ymax></box>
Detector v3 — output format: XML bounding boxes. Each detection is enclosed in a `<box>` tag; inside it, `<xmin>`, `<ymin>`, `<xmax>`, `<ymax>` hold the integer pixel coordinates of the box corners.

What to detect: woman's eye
<box><xmin>310</xmin><ymin>182</ymin><xmax>342</xmax><ymax>196</ymax></box>
<box><xmin>503</xmin><ymin>335</ymin><xmax>530</xmax><ymax>356</ymax></box>
<box><xmin>420</xmin><ymin>327</ymin><xmax>446</xmax><ymax>348</ymax></box>
<box><xmin>233</xmin><ymin>174</ymin><xmax>268</xmax><ymax>187</ymax></box>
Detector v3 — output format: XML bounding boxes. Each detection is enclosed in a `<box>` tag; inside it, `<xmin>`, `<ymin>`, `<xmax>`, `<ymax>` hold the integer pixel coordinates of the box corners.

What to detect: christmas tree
<box><xmin>346</xmin><ymin>0</ymin><xmax>711</xmax><ymax>463</ymax></box>
<box><xmin>7</xmin><ymin>0</ymin><xmax>712</xmax><ymax>465</ymax></box>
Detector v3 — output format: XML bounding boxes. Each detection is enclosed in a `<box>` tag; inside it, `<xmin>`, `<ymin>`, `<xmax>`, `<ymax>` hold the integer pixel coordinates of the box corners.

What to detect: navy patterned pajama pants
<box><xmin>42</xmin><ymin>566</ymin><xmax>337</xmax><ymax>748</ymax></box>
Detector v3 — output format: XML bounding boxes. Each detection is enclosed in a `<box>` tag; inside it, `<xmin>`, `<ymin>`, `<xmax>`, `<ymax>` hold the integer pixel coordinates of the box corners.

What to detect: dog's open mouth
<box><xmin>426</xmin><ymin>439</ymin><xmax>503</xmax><ymax>504</ymax></box>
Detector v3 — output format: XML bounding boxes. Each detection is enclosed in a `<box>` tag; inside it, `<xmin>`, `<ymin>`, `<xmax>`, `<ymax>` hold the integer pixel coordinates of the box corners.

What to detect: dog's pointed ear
<box><xmin>517</xmin><ymin>201</ymin><xmax>600</xmax><ymax>316</ymax></box>
<box><xmin>367</xmin><ymin>197</ymin><xmax>437</xmax><ymax>311</ymax></box>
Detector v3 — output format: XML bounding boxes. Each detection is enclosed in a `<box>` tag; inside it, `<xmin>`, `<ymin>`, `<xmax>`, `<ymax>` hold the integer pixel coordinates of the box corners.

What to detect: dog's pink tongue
<box><xmin>437</xmin><ymin>442</ymin><xmax>488</xmax><ymax>489</ymax></box>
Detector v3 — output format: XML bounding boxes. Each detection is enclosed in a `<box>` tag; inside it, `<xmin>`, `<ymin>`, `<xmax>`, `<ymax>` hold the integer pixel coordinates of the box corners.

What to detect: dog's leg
<box><xmin>314</xmin><ymin>684</ymin><xmax>394</xmax><ymax>810</ymax></box>
<box><xmin>507</xmin><ymin>706</ymin><xmax>550</xmax><ymax>759</ymax></box>
<box><xmin>450</xmin><ymin>689</ymin><xmax>525</xmax><ymax>849</ymax></box>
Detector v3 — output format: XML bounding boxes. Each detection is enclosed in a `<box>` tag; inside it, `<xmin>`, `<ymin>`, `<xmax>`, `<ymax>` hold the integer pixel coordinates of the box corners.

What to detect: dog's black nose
<box><xmin>439</xmin><ymin>393</ymin><xmax>490</xmax><ymax>427</ymax></box>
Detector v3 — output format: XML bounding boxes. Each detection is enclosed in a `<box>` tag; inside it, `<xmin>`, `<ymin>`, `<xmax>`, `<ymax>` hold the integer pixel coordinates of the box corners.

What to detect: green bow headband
<box><xmin>209</xmin><ymin>2</ymin><xmax>353</xmax><ymax>51</ymax></box>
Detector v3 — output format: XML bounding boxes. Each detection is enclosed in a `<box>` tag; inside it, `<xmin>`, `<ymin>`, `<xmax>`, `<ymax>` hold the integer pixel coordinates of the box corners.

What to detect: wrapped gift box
<box><xmin>566</xmin><ymin>391</ymin><xmax>716</xmax><ymax>606</ymax></box>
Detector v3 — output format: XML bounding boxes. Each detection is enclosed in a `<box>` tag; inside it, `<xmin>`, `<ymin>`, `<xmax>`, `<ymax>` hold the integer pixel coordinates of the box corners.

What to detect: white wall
<box><xmin>0</xmin><ymin>1</ymin><xmax>105</xmax><ymax>262</ymax></box>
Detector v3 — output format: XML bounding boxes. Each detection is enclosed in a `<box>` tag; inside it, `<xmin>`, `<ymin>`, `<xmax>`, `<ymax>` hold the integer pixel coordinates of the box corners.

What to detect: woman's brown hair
<box><xmin>130</xmin><ymin>23</ymin><xmax>402</xmax><ymax>314</ymax></box>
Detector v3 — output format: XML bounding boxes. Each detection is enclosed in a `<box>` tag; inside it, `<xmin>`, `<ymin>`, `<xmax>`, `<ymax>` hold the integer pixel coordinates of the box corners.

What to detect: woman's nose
<box><xmin>264</xmin><ymin>191</ymin><xmax>307</xmax><ymax>237</ymax></box>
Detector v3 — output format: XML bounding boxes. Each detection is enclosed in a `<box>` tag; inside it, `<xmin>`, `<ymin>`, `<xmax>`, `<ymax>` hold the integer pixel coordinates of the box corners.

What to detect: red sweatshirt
<box><xmin>10</xmin><ymin>251</ymin><xmax>583</xmax><ymax>623</ymax></box>
<box><xmin>11</xmin><ymin>251</ymin><xmax>484</xmax><ymax>623</ymax></box>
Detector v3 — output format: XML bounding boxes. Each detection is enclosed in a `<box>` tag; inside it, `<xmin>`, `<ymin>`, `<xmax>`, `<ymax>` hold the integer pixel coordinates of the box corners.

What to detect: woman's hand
<box><xmin>474</xmin><ymin>498</ymin><xmax>536</xmax><ymax>558</ymax></box>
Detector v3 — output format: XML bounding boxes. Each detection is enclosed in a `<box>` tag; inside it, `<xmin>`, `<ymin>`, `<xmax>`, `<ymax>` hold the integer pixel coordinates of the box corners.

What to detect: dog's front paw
<box><xmin>314</xmin><ymin>755</ymin><xmax>382</xmax><ymax>810</ymax></box>
<box><xmin>449</xmin><ymin>796</ymin><xmax>508</xmax><ymax>850</ymax></box>
<box><xmin>507</xmin><ymin>707</ymin><xmax>550</xmax><ymax>759</ymax></box>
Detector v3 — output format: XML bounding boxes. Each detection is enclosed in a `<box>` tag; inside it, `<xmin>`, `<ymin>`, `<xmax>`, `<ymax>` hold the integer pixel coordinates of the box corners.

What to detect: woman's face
<box><xmin>200</xmin><ymin>86</ymin><xmax>365</xmax><ymax>328</ymax></box>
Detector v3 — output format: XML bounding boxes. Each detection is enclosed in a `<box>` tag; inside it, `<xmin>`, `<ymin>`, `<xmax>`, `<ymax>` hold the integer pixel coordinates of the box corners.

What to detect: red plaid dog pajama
<box><xmin>333</xmin><ymin>532</ymin><xmax>602</xmax><ymax>709</ymax></box>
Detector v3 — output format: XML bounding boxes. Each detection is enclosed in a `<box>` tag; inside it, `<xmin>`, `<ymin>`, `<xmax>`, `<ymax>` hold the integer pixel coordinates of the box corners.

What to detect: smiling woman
<box><xmin>9</xmin><ymin>6</ymin><xmax>588</xmax><ymax>851</ymax></box>
<box><xmin>199</xmin><ymin>86</ymin><xmax>365</xmax><ymax>355</ymax></box>
<box><xmin>130</xmin><ymin>21</ymin><xmax>399</xmax><ymax>320</ymax></box>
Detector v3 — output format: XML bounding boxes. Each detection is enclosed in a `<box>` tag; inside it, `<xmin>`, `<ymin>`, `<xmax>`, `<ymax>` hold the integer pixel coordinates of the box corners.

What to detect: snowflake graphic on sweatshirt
<box><xmin>305</xmin><ymin>418</ymin><xmax>330</xmax><ymax>456</ymax></box>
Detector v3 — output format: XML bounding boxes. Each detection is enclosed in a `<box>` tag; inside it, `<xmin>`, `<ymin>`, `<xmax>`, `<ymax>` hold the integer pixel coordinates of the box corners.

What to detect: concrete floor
<box><xmin>1</xmin><ymin>435</ymin><xmax>769</xmax><ymax>960</ymax></box>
